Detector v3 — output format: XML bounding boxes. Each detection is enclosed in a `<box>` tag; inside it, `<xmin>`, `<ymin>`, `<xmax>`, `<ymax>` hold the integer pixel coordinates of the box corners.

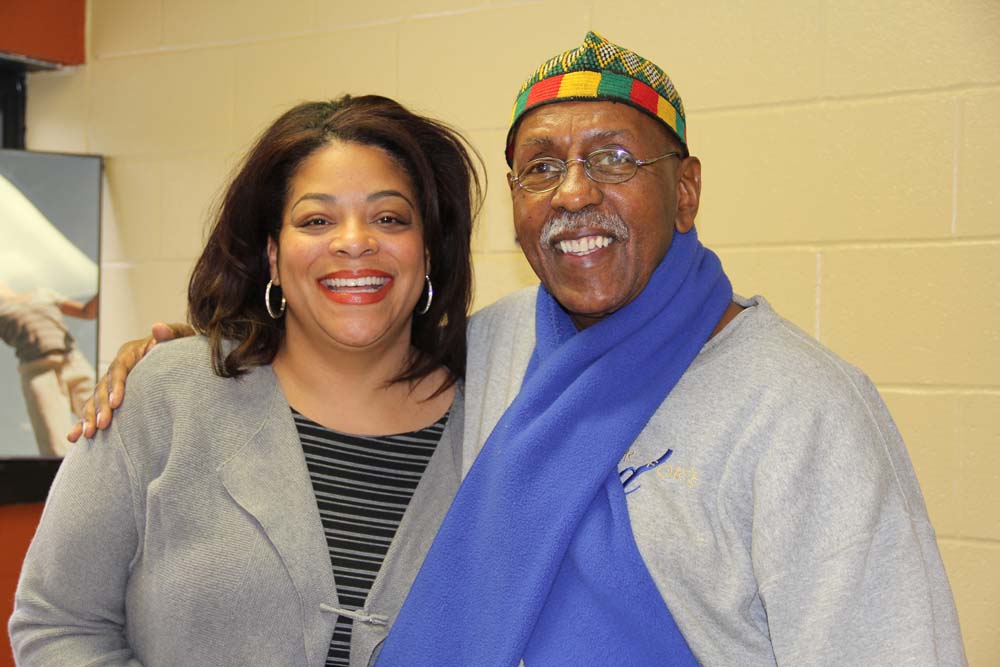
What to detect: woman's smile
<box><xmin>319</xmin><ymin>269</ymin><xmax>394</xmax><ymax>305</ymax></box>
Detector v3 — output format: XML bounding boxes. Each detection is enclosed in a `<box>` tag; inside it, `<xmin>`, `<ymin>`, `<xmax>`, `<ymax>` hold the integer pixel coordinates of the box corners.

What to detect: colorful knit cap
<box><xmin>506</xmin><ymin>31</ymin><xmax>686</xmax><ymax>165</ymax></box>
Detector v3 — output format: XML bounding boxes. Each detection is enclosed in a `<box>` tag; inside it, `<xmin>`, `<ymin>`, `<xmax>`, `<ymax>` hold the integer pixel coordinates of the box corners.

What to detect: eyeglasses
<box><xmin>510</xmin><ymin>148</ymin><xmax>682</xmax><ymax>194</ymax></box>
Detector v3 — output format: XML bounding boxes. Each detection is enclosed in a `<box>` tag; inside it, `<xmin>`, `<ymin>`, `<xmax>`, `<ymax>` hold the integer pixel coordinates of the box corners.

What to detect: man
<box><xmin>74</xmin><ymin>32</ymin><xmax>965</xmax><ymax>665</ymax></box>
<box><xmin>0</xmin><ymin>282</ymin><xmax>97</xmax><ymax>456</ymax></box>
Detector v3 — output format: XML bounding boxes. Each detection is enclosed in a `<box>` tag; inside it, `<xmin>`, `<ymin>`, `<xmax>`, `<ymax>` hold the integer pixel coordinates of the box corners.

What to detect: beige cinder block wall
<box><xmin>26</xmin><ymin>0</ymin><xmax>999</xmax><ymax>662</ymax></box>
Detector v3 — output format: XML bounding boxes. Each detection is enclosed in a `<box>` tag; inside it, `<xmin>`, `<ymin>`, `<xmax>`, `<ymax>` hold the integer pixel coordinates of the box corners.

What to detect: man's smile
<box><xmin>553</xmin><ymin>234</ymin><xmax>614</xmax><ymax>256</ymax></box>
<box><xmin>539</xmin><ymin>210</ymin><xmax>630</xmax><ymax>260</ymax></box>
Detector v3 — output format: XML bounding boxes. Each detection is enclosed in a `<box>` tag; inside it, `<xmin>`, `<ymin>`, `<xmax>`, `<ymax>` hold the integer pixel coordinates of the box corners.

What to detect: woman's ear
<box><xmin>267</xmin><ymin>237</ymin><xmax>280</xmax><ymax>284</ymax></box>
<box><xmin>675</xmin><ymin>156</ymin><xmax>701</xmax><ymax>233</ymax></box>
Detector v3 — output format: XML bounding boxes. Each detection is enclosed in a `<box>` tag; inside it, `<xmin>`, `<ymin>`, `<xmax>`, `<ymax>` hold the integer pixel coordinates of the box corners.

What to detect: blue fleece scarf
<box><xmin>378</xmin><ymin>228</ymin><xmax>732</xmax><ymax>666</ymax></box>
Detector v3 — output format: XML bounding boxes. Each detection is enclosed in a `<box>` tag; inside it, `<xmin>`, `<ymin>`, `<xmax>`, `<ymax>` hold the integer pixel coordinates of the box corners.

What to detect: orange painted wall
<box><xmin>1</xmin><ymin>503</ymin><xmax>44</xmax><ymax>667</ymax></box>
<box><xmin>0</xmin><ymin>0</ymin><xmax>85</xmax><ymax>66</ymax></box>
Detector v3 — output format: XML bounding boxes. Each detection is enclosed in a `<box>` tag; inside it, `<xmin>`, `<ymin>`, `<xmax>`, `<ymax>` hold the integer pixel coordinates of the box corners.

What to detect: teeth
<box><xmin>321</xmin><ymin>276</ymin><xmax>388</xmax><ymax>289</ymax></box>
<box><xmin>555</xmin><ymin>236</ymin><xmax>613</xmax><ymax>255</ymax></box>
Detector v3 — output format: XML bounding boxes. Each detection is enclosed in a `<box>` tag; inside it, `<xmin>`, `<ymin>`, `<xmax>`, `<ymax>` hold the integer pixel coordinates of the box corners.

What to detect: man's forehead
<box><xmin>511</xmin><ymin>102</ymin><xmax>660</xmax><ymax>152</ymax></box>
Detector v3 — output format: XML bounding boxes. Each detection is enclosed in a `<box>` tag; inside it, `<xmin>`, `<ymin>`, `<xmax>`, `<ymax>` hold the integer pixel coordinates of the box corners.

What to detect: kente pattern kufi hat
<box><xmin>505</xmin><ymin>31</ymin><xmax>686</xmax><ymax>165</ymax></box>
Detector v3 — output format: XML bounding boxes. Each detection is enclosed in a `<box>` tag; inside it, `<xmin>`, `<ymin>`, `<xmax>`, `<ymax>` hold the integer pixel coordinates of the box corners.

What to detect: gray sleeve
<box><xmin>463</xmin><ymin>289</ymin><xmax>537</xmax><ymax>477</ymax></box>
<box><xmin>751</xmin><ymin>372</ymin><xmax>966</xmax><ymax>666</ymax></box>
<box><xmin>9</xmin><ymin>419</ymin><xmax>145</xmax><ymax>666</ymax></box>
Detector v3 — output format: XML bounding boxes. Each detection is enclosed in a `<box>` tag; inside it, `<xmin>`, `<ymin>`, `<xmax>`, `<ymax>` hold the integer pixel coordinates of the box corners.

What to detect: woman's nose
<box><xmin>331</xmin><ymin>219</ymin><xmax>377</xmax><ymax>257</ymax></box>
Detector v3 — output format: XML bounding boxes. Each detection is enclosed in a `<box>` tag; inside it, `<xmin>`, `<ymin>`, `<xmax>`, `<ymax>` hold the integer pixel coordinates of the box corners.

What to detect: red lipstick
<box><xmin>318</xmin><ymin>269</ymin><xmax>393</xmax><ymax>305</ymax></box>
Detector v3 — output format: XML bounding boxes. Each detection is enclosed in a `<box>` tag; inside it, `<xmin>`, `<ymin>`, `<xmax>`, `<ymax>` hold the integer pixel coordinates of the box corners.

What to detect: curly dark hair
<box><xmin>188</xmin><ymin>95</ymin><xmax>482</xmax><ymax>392</ymax></box>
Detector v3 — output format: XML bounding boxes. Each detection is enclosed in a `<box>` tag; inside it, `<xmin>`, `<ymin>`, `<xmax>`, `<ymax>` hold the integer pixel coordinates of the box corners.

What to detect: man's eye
<box><xmin>526</xmin><ymin>160</ymin><xmax>561</xmax><ymax>176</ymax></box>
<box><xmin>592</xmin><ymin>150</ymin><xmax>634</xmax><ymax>169</ymax></box>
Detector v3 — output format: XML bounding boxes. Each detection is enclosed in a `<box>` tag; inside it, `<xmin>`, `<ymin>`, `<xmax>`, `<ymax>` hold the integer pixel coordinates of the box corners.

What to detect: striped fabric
<box><xmin>505</xmin><ymin>31</ymin><xmax>687</xmax><ymax>165</ymax></box>
<box><xmin>293</xmin><ymin>410</ymin><xmax>447</xmax><ymax>667</ymax></box>
<box><xmin>514</xmin><ymin>71</ymin><xmax>682</xmax><ymax>145</ymax></box>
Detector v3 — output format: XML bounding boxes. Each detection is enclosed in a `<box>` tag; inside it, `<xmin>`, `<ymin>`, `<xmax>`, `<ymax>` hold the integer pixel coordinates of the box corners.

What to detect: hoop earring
<box><xmin>416</xmin><ymin>274</ymin><xmax>433</xmax><ymax>315</ymax></box>
<box><xmin>265</xmin><ymin>280</ymin><xmax>286</xmax><ymax>319</ymax></box>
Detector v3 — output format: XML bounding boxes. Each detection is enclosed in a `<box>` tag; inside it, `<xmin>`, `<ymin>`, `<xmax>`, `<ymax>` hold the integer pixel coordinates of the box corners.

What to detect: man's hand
<box><xmin>67</xmin><ymin>323</ymin><xmax>195</xmax><ymax>442</ymax></box>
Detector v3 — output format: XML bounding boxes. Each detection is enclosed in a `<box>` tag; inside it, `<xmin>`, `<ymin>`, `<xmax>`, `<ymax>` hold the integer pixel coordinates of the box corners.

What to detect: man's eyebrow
<box><xmin>520</xmin><ymin>136</ymin><xmax>555</xmax><ymax>150</ymax></box>
<box><xmin>587</xmin><ymin>128</ymin><xmax>637</xmax><ymax>143</ymax></box>
<box><xmin>518</xmin><ymin>128</ymin><xmax>638</xmax><ymax>150</ymax></box>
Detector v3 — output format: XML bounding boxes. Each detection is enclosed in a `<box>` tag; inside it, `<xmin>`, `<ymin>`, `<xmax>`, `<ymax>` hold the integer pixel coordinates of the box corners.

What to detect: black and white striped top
<box><xmin>293</xmin><ymin>409</ymin><xmax>447</xmax><ymax>667</ymax></box>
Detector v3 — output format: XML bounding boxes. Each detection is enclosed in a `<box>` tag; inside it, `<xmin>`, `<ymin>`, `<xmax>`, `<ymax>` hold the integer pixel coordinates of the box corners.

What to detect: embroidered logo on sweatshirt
<box><xmin>619</xmin><ymin>449</ymin><xmax>673</xmax><ymax>494</ymax></box>
<box><xmin>620</xmin><ymin>448</ymin><xmax>699</xmax><ymax>493</ymax></box>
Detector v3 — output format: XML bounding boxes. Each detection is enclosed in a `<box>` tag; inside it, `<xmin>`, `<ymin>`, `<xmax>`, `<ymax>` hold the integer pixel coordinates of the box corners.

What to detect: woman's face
<box><xmin>268</xmin><ymin>140</ymin><xmax>427</xmax><ymax>355</ymax></box>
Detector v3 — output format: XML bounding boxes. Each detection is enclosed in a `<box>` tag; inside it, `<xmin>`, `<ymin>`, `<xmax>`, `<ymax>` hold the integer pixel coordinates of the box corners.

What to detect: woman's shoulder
<box><xmin>128</xmin><ymin>336</ymin><xmax>276</xmax><ymax>408</ymax></box>
<box><xmin>139</xmin><ymin>334</ymin><xmax>212</xmax><ymax>369</ymax></box>
<box><xmin>109</xmin><ymin>336</ymin><xmax>284</xmax><ymax>469</ymax></box>
<box><xmin>124</xmin><ymin>336</ymin><xmax>210</xmax><ymax>398</ymax></box>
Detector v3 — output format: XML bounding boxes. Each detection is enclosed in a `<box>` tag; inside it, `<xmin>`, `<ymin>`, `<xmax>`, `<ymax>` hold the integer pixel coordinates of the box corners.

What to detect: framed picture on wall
<box><xmin>0</xmin><ymin>149</ymin><xmax>101</xmax><ymax>499</ymax></box>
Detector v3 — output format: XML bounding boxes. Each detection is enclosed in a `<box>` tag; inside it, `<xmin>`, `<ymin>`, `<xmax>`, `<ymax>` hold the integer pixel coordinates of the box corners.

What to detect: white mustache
<box><xmin>539</xmin><ymin>211</ymin><xmax>630</xmax><ymax>248</ymax></box>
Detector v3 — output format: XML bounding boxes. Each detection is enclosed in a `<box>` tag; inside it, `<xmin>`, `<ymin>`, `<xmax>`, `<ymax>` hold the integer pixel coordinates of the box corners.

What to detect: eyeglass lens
<box><xmin>516</xmin><ymin>149</ymin><xmax>641</xmax><ymax>192</ymax></box>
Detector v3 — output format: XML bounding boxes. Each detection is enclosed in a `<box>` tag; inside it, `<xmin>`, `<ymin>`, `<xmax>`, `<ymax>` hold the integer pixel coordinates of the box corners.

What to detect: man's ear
<box><xmin>675</xmin><ymin>156</ymin><xmax>701</xmax><ymax>233</ymax></box>
<box><xmin>266</xmin><ymin>236</ymin><xmax>280</xmax><ymax>284</ymax></box>
<box><xmin>507</xmin><ymin>171</ymin><xmax>515</xmax><ymax>194</ymax></box>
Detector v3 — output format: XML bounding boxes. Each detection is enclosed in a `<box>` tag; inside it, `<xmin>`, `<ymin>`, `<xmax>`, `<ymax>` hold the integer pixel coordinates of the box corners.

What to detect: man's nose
<box><xmin>550</xmin><ymin>161</ymin><xmax>603</xmax><ymax>212</ymax></box>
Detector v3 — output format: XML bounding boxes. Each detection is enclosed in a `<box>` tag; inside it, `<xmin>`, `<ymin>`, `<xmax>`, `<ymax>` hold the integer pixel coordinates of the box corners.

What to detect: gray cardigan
<box><xmin>10</xmin><ymin>336</ymin><xmax>464</xmax><ymax>666</ymax></box>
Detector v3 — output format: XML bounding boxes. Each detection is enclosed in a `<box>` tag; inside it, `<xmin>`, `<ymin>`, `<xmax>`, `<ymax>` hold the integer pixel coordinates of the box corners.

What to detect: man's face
<box><xmin>508</xmin><ymin>101</ymin><xmax>695</xmax><ymax>329</ymax></box>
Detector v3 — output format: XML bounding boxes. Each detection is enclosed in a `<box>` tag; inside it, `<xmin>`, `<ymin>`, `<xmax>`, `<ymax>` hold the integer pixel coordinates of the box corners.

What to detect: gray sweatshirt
<box><xmin>463</xmin><ymin>290</ymin><xmax>966</xmax><ymax>666</ymax></box>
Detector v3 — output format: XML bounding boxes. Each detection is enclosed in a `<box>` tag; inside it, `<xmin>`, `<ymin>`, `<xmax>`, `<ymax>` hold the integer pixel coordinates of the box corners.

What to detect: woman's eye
<box><xmin>374</xmin><ymin>215</ymin><xmax>409</xmax><ymax>226</ymax></box>
<box><xmin>302</xmin><ymin>217</ymin><xmax>329</xmax><ymax>227</ymax></box>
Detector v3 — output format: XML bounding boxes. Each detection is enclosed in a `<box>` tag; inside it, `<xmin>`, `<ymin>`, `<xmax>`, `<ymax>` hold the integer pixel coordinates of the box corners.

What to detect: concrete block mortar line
<box><xmin>878</xmin><ymin>385</ymin><xmax>1000</xmax><ymax>396</ymax></box>
<box><xmin>101</xmin><ymin>261</ymin><xmax>137</xmax><ymax>270</ymax></box>
<box><xmin>710</xmin><ymin>237</ymin><xmax>1000</xmax><ymax>252</ymax></box>
<box><xmin>226</xmin><ymin>49</ymin><xmax>237</xmax><ymax>152</ymax></box>
<box><xmin>408</xmin><ymin>5</ymin><xmax>494</xmax><ymax>21</ymax></box>
<box><xmin>365</xmin><ymin>91</ymin><xmax>1000</xmax><ymax>135</ymax></box>
<box><xmin>688</xmin><ymin>82</ymin><xmax>1000</xmax><ymax>117</ymax></box>
<box><xmin>712</xmin><ymin>243</ymin><xmax>823</xmax><ymax>254</ymax></box>
<box><xmin>83</xmin><ymin>0</ymin><xmax>105</xmax><ymax>63</ymax></box>
<box><xmin>393</xmin><ymin>26</ymin><xmax>401</xmax><ymax>97</ymax></box>
<box><xmin>82</xmin><ymin>66</ymin><xmax>96</xmax><ymax>156</ymax></box>
<box><xmin>90</xmin><ymin>20</ymin><xmax>404</xmax><ymax>60</ymax></box>
<box><xmin>937</xmin><ymin>536</ymin><xmax>1000</xmax><ymax>549</ymax></box>
<box><xmin>817</xmin><ymin>0</ymin><xmax>828</xmax><ymax>94</ymax></box>
<box><xmin>952</xmin><ymin>97</ymin><xmax>961</xmax><ymax>235</ymax></box>
<box><xmin>814</xmin><ymin>250</ymin><xmax>822</xmax><ymax>341</ymax></box>
<box><xmin>89</xmin><ymin>1</ymin><xmax>554</xmax><ymax>62</ymax></box>
<box><xmin>487</xmin><ymin>0</ymin><xmax>543</xmax><ymax>8</ymax></box>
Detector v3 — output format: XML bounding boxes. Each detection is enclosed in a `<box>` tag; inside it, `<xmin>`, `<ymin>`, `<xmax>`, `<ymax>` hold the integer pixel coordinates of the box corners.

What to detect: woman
<box><xmin>11</xmin><ymin>95</ymin><xmax>481</xmax><ymax>666</ymax></box>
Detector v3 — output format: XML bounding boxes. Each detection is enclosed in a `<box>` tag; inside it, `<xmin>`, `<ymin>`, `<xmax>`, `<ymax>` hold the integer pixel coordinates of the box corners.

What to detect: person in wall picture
<box><xmin>0</xmin><ymin>282</ymin><xmax>97</xmax><ymax>456</ymax></box>
<box><xmin>10</xmin><ymin>95</ymin><xmax>481</xmax><ymax>666</ymax></box>
<box><xmin>64</xmin><ymin>32</ymin><xmax>967</xmax><ymax>666</ymax></box>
